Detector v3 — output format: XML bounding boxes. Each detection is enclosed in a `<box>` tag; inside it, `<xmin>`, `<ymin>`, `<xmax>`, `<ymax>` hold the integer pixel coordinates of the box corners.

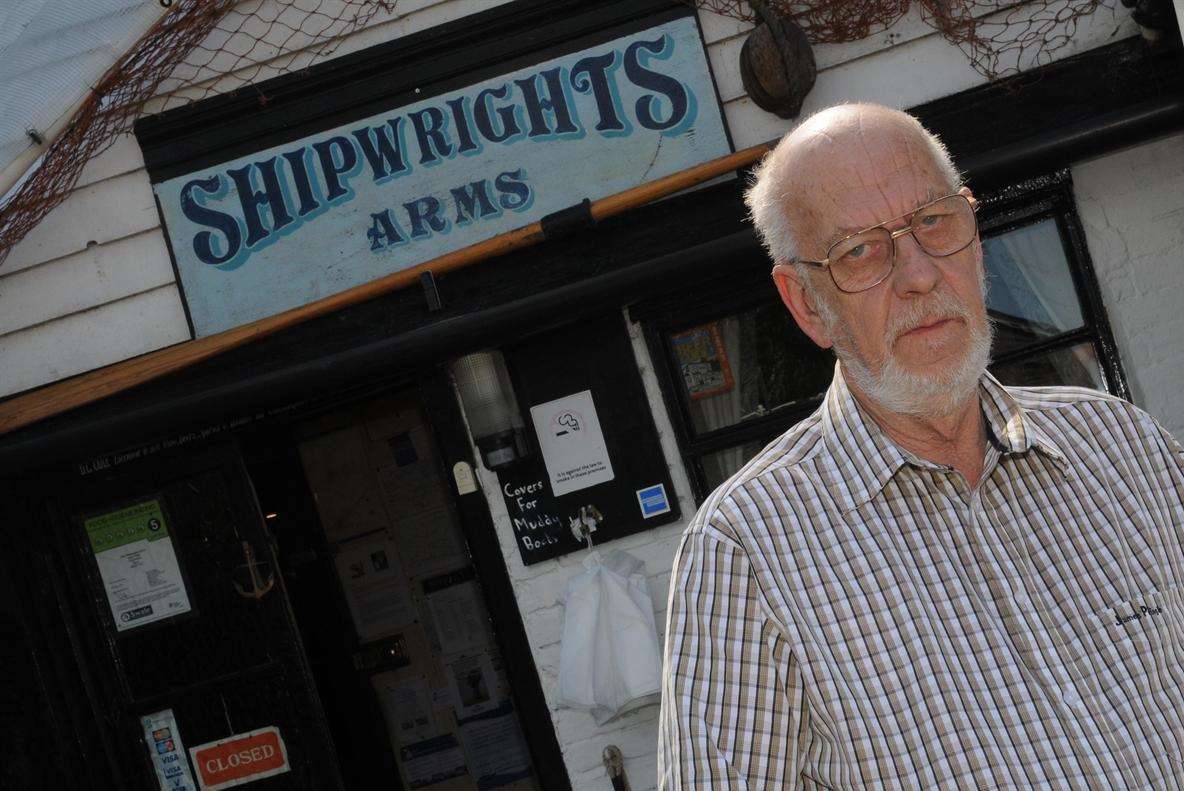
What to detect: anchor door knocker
<box><xmin>233</xmin><ymin>540</ymin><xmax>276</xmax><ymax>600</ymax></box>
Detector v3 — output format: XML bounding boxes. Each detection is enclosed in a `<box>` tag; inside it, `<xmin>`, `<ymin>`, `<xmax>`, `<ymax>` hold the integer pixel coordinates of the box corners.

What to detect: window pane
<box><xmin>983</xmin><ymin>218</ymin><xmax>1085</xmax><ymax>356</ymax></box>
<box><xmin>700</xmin><ymin>439</ymin><xmax>770</xmax><ymax>492</ymax></box>
<box><xmin>990</xmin><ymin>342</ymin><xmax>1103</xmax><ymax>390</ymax></box>
<box><xmin>668</xmin><ymin>305</ymin><xmax>832</xmax><ymax>435</ymax></box>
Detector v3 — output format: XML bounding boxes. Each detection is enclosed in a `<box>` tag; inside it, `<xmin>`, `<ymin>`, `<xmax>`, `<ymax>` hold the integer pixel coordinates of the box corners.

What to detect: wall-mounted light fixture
<box><xmin>451</xmin><ymin>350</ymin><xmax>531</xmax><ymax>471</ymax></box>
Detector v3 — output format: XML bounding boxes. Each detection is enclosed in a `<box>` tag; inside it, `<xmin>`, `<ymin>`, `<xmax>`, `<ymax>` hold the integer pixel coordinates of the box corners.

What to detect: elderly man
<box><xmin>658</xmin><ymin>103</ymin><xmax>1184</xmax><ymax>789</ymax></box>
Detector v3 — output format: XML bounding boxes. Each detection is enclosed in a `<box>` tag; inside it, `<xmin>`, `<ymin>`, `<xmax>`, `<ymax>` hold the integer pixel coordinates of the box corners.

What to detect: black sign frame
<box><xmin>498</xmin><ymin>312</ymin><xmax>680</xmax><ymax>565</ymax></box>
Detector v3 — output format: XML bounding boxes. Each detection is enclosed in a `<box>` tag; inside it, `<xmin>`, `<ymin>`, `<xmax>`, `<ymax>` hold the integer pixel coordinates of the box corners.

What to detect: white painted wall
<box><xmin>1072</xmin><ymin>131</ymin><xmax>1184</xmax><ymax>440</ymax></box>
<box><xmin>0</xmin><ymin>0</ymin><xmax>507</xmax><ymax>398</ymax></box>
<box><xmin>461</xmin><ymin>314</ymin><xmax>697</xmax><ymax>791</ymax></box>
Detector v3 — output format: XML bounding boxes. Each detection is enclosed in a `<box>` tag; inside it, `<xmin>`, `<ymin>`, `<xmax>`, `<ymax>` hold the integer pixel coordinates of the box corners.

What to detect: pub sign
<box><xmin>151</xmin><ymin>12</ymin><xmax>731</xmax><ymax>336</ymax></box>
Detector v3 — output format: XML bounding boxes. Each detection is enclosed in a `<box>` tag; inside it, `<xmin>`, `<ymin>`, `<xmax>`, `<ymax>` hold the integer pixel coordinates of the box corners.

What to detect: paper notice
<box><xmin>425</xmin><ymin>580</ymin><xmax>488</xmax><ymax>656</ymax></box>
<box><xmin>448</xmin><ymin>654</ymin><xmax>498</xmax><ymax>718</ymax></box>
<box><xmin>399</xmin><ymin>734</ymin><xmax>469</xmax><ymax>789</ymax></box>
<box><xmin>85</xmin><ymin>500</ymin><xmax>192</xmax><ymax>632</ymax></box>
<box><xmin>529</xmin><ymin>390</ymin><xmax>615</xmax><ymax>496</ymax></box>
<box><xmin>335</xmin><ymin>535</ymin><xmax>416</xmax><ymax>642</ymax></box>
<box><xmin>373</xmin><ymin>673</ymin><xmax>435</xmax><ymax>745</ymax></box>
<box><xmin>299</xmin><ymin>425</ymin><xmax>390</xmax><ymax>543</ymax></box>
<box><xmin>456</xmin><ymin>702</ymin><xmax>533</xmax><ymax>790</ymax></box>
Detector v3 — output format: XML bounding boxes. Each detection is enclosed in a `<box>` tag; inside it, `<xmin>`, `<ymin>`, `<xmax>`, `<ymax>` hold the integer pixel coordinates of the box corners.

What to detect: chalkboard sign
<box><xmin>498</xmin><ymin>313</ymin><xmax>680</xmax><ymax>564</ymax></box>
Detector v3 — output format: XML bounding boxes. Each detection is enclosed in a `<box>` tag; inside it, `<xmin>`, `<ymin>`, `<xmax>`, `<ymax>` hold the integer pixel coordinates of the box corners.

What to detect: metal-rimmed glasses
<box><xmin>795</xmin><ymin>193</ymin><xmax>979</xmax><ymax>293</ymax></box>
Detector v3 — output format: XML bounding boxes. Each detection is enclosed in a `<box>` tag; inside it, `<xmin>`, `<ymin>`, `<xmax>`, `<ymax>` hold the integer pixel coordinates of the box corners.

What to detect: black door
<box><xmin>43</xmin><ymin>442</ymin><xmax>343</xmax><ymax>790</ymax></box>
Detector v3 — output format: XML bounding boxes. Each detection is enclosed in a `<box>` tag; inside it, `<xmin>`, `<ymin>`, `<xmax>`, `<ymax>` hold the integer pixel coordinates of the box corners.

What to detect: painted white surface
<box><xmin>458</xmin><ymin>312</ymin><xmax>696</xmax><ymax>791</ymax></box>
<box><xmin>0</xmin><ymin>0</ymin><xmax>469</xmax><ymax>397</ymax></box>
<box><xmin>0</xmin><ymin>285</ymin><xmax>190</xmax><ymax>396</ymax></box>
<box><xmin>1073</xmin><ymin>132</ymin><xmax>1184</xmax><ymax>440</ymax></box>
<box><xmin>708</xmin><ymin>2</ymin><xmax>1136</xmax><ymax>149</ymax></box>
<box><xmin>0</xmin><ymin>229</ymin><xmax>174</xmax><ymax>336</ymax></box>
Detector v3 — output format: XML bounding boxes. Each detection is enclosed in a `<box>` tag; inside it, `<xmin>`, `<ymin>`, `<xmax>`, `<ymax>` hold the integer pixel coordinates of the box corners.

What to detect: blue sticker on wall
<box><xmin>636</xmin><ymin>483</ymin><xmax>671</xmax><ymax>518</ymax></box>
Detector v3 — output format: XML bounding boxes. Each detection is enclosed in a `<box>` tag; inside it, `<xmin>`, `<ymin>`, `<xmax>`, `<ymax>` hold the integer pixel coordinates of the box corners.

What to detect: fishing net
<box><xmin>690</xmin><ymin>0</ymin><xmax>1112</xmax><ymax>77</ymax></box>
<box><xmin>0</xmin><ymin>0</ymin><xmax>1115</xmax><ymax>265</ymax></box>
<box><xmin>0</xmin><ymin>0</ymin><xmax>392</xmax><ymax>265</ymax></box>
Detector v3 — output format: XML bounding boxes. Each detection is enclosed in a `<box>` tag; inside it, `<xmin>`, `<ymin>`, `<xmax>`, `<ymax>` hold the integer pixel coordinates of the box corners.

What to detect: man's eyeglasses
<box><xmin>795</xmin><ymin>194</ymin><xmax>979</xmax><ymax>294</ymax></box>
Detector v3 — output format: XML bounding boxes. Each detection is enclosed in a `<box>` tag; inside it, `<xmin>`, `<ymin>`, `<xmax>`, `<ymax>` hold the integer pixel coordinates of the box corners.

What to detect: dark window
<box><xmin>637</xmin><ymin>171</ymin><xmax>1127</xmax><ymax>500</ymax></box>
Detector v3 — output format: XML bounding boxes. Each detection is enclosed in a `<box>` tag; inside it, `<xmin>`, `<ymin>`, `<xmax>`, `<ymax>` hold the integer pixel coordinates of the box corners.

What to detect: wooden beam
<box><xmin>0</xmin><ymin>143</ymin><xmax>771</xmax><ymax>437</ymax></box>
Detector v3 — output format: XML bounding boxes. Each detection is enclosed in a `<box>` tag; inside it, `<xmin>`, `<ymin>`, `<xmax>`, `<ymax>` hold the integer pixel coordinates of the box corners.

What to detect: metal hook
<box><xmin>570</xmin><ymin>505</ymin><xmax>604</xmax><ymax>550</ymax></box>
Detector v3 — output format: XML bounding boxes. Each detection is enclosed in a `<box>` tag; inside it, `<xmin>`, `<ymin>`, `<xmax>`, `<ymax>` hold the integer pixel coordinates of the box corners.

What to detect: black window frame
<box><xmin>636</xmin><ymin>170</ymin><xmax>1129</xmax><ymax>501</ymax></box>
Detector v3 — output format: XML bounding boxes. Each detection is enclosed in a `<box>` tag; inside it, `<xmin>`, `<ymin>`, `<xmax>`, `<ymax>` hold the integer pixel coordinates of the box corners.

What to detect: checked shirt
<box><xmin>659</xmin><ymin>365</ymin><xmax>1184</xmax><ymax>789</ymax></box>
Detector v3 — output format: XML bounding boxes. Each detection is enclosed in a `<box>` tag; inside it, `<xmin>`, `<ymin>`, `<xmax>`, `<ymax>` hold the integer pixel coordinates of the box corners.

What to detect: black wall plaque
<box><xmin>499</xmin><ymin>313</ymin><xmax>680</xmax><ymax>564</ymax></box>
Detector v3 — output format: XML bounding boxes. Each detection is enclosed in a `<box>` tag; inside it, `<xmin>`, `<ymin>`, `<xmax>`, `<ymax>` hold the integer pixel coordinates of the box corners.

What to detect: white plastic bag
<box><xmin>556</xmin><ymin>549</ymin><xmax>662</xmax><ymax>724</ymax></box>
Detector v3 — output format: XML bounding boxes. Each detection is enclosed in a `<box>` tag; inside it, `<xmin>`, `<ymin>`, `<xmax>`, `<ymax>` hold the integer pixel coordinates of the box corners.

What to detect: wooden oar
<box><xmin>0</xmin><ymin>142</ymin><xmax>772</xmax><ymax>436</ymax></box>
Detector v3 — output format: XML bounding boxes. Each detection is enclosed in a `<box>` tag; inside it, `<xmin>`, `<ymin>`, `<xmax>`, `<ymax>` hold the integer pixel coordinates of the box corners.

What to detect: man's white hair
<box><xmin>744</xmin><ymin>103</ymin><xmax>963</xmax><ymax>269</ymax></box>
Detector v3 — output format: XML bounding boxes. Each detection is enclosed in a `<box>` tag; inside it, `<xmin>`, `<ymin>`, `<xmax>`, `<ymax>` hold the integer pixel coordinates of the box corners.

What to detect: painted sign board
<box><xmin>152</xmin><ymin>14</ymin><xmax>731</xmax><ymax>336</ymax></box>
<box><xmin>189</xmin><ymin>726</ymin><xmax>290</xmax><ymax>791</ymax></box>
<box><xmin>84</xmin><ymin>499</ymin><xmax>192</xmax><ymax>631</ymax></box>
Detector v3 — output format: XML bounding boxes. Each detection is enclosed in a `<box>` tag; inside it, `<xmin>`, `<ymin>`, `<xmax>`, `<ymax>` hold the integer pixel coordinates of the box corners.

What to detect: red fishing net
<box><xmin>0</xmin><ymin>0</ymin><xmax>391</xmax><ymax>265</ymax></box>
<box><xmin>0</xmin><ymin>0</ymin><xmax>1114</xmax><ymax>265</ymax></box>
<box><xmin>691</xmin><ymin>0</ymin><xmax>1111</xmax><ymax>76</ymax></box>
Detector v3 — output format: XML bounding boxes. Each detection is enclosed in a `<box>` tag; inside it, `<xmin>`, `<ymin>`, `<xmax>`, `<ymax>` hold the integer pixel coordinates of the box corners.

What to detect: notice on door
<box><xmin>141</xmin><ymin>708</ymin><xmax>197</xmax><ymax>791</ymax></box>
<box><xmin>190</xmin><ymin>726</ymin><xmax>290</xmax><ymax>791</ymax></box>
<box><xmin>334</xmin><ymin>534</ymin><xmax>416</xmax><ymax>643</ymax></box>
<box><xmin>529</xmin><ymin>390</ymin><xmax>615</xmax><ymax>497</ymax></box>
<box><xmin>84</xmin><ymin>499</ymin><xmax>191</xmax><ymax>632</ymax></box>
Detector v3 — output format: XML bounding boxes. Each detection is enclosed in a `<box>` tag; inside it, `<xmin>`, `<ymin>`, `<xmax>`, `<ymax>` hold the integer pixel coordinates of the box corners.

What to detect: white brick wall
<box><xmin>459</xmin><ymin>314</ymin><xmax>697</xmax><ymax>791</ymax></box>
<box><xmin>1072</xmin><ymin>131</ymin><xmax>1184</xmax><ymax>439</ymax></box>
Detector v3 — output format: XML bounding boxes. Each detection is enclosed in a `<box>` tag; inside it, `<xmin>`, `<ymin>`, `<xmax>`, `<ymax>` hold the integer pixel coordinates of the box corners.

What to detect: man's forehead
<box><xmin>783</xmin><ymin>121</ymin><xmax>949</xmax><ymax>239</ymax></box>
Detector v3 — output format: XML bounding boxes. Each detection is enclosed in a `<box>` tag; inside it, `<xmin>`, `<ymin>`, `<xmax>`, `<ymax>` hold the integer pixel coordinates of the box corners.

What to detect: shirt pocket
<box><xmin>1072</xmin><ymin>587</ymin><xmax>1184</xmax><ymax>770</ymax></box>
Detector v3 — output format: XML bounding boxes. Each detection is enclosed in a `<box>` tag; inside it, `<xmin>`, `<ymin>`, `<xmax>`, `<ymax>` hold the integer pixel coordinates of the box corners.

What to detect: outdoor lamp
<box><xmin>451</xmin><ymin>350</ymin><xmax>531</xmax><ymax>470</ymax></box>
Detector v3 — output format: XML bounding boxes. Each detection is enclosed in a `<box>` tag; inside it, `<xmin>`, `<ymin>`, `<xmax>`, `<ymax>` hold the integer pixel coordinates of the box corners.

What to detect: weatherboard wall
<box><xmin>0</xmin><ymin>1</ymin><xmax>1138</xmax><ymax>398</ymax></box>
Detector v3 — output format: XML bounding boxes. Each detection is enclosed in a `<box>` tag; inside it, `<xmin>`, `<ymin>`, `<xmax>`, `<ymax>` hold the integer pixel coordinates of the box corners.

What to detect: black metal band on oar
<box><xmin>0</xmin><ymin>142</ymin><xmax>772</xmax><ymax>437</ymax></box>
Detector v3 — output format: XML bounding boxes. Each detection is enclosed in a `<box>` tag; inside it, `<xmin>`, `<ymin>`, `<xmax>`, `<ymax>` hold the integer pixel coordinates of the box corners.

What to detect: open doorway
<box><xmin>241</xmin><ymin>372</ymin><xmax>566</xmax><ymax>791</ymax></box>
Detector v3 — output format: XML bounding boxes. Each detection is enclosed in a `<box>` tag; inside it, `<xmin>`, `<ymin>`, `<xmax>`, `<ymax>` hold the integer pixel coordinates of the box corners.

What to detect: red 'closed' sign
<box><xmin>189</xmin><ymin>726</ymin><xmax>290</xmax><ymax>790</ymax></box>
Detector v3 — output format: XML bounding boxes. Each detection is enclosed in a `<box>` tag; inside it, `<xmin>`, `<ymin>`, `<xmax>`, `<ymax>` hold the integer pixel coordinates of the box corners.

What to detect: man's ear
<box><xmin>957</xmin><ymin>185</ymin><xmax>985</xmax><ymax>268</ymax></box>
<box><xmin>771</xmin><ymin>263</ymin><xmax>834</xmax><ymax>350</ymax></box>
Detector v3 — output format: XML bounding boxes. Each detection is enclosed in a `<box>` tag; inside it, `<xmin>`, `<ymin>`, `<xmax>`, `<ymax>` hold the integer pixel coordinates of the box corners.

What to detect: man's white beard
<box><xmin>816</xmin><ymin>283</ymin><xmax>993</xmax><ymax>418</ymax></box>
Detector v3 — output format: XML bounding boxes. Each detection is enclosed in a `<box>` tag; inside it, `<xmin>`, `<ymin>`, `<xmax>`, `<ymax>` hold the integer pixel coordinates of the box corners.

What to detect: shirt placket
<box><xmin>972</xmin><ymin>459</ymin><xmax>1132</xmax><ymax>789</ymax></box>
<box><xmin>902</xmin><ymin>448</ymin><xmax>1115</xmax><ymax>789</ymax></box>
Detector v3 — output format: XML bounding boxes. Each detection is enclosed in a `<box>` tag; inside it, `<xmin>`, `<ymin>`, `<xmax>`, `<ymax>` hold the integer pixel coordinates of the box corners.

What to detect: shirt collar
<box><xmin>819</xmin><ymin>364</ymin><xmax>1068</xmax><ymax>511</ymax></box>
<box><xmin>977</xmin><ymin>371</ymin><xmax>1068</xmax><ymax>468</ymax></box>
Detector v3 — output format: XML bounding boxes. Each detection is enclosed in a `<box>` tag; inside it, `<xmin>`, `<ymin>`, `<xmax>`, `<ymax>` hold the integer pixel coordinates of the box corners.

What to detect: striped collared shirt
<box><xmin>658</xmin><ymin>365</ymin><xmax>1184</xmax><ymax>789</ymax></box>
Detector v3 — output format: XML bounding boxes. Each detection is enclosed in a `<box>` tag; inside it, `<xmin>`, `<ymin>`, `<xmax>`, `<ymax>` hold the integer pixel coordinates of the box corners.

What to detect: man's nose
<box><xmin>890</xmin><ymin>231</ymin><xmax>942</xmax><ymax>297</ymax></box>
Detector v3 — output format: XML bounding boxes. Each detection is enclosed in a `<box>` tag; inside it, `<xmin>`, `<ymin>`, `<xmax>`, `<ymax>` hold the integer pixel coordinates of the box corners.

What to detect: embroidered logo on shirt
<box><xmin>1114</xmin><ymin>603</ymin><xmax>1164</xmax><ymax>627</ymax></box>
